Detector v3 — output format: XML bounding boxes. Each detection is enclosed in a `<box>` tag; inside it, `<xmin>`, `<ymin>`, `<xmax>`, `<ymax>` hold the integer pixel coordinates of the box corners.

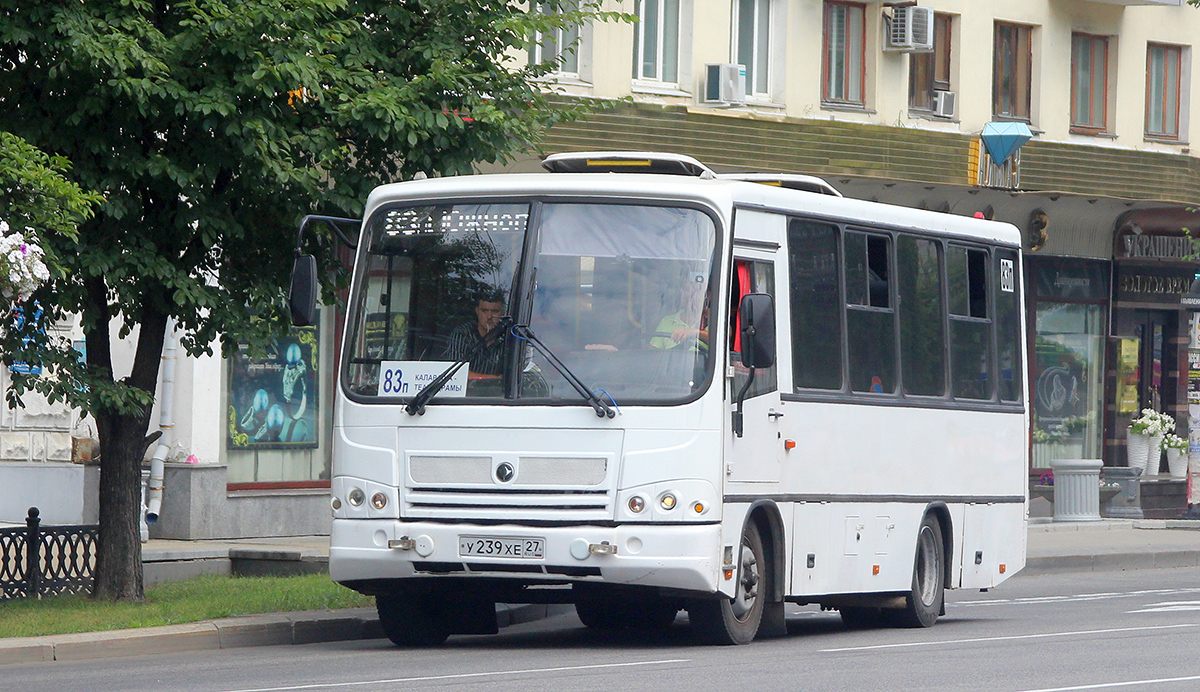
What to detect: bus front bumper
<box><xmin>329</xmin><ymin>519</ymin><xmax>725</xmax><ymax>595</ymax></box>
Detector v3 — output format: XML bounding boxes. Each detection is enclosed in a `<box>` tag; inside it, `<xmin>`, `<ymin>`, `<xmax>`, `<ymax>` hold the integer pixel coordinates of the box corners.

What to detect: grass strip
<box><xmin>0</xmin><ymin>574</ymin><xmax>374</xmax><ymax>638</ymax></box>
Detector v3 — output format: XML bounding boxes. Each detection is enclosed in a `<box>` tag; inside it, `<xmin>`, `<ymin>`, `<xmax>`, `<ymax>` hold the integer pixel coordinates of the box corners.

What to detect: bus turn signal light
<box><xmin>784</xmin><ymin>439</ymin><xmax>796</xmax><ymax>450</ymax></box>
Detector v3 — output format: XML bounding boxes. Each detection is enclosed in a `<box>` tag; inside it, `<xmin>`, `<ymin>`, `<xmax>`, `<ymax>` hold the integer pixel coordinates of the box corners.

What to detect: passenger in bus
<box><xmin>650</xmin><ymin>276</ymin><xmax>709</xmax><ymax>351</ymax></box>
<box><xmin>442</xmin><ymin>290</ymin><xmax>507</xmax><ymax>376</ymax></box>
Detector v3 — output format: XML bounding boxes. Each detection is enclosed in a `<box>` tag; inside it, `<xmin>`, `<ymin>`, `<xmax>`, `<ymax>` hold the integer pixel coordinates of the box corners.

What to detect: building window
<box><xmin>632</xmin><ymin>0</ymin><xmax>680</xmax><ymax>84</ymax></box>
<box><xmin>909</xmin><ymin>13</ymin><xmax>952</xmax><ymax>113</ymax></box>
<box><xmin>993</xmin><ymin>22</ymin><xmax>1031</xmax><ymax>121</ymax></box>
<box><xmin>734</xmin><ymin>0</ymin><xmax>771</xmax><ymax>97</ymax></box>
<box><xmin>1146</xmin><ymin>43</ymin><xmax>1182</xmax><ymax>139</ymax></box>
<box><xmin>1071</xmin><ymin>33</ymin><xmax>1109</xmax><ymax>132</ymax></box>
<box><xmin>530</xmin><ymin>1</ymin><xmax>581</xmax><ymax>76</ymax></box>
<box><xmin>822</xmin><ymin>1</ymin><xmax>865</xmax><ymax>106</ymax></box>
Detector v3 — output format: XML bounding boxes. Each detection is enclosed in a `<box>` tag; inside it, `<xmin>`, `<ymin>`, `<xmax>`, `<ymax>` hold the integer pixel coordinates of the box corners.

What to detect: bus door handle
<box><xmin>768</xmin><ymin>409</ymin><xmax>784</xmax><ymax>420</ymax></box>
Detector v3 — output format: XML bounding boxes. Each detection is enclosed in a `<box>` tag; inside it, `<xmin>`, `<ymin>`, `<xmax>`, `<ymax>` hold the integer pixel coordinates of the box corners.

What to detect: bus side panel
<box><xmin>958</xmin><ymin>502</ymin><xmax>1027</xmax><ymax>589</ymax></box>
<box><xmin>788</xmin><ymin>502</ymin><xmax>926</xmax><ymax>597</ymax></box>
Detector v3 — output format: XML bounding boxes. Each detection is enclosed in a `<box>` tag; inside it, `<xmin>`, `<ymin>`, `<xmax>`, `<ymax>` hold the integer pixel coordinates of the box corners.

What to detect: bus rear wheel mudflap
<box><xmin>686</xmin><ymin>520</ymin><xmax>769</xmax><ymax>645</ymax></box>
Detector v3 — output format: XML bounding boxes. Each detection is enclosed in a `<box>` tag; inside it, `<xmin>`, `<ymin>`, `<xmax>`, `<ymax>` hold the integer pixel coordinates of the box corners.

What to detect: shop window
<box><xmin>1071</xmin><ymin>33</ymin><xmax>1109</xmax><ymax>133</ymax></box>
<box><xmin>898</xmin><ymin>236</ymin><xmax>945</xmax><ymax>396</ymax></box>
<box><xmin>948</xmin><ymin>246</ymin><xmax>992</xmax><ymax>400</ymax></box>
<box><xmin>632</xmin><ymin>0</ymin><xmax>680</xmax><ymax>84</ymax></box>
<box><xmin>846</xmin><ymin>232</ymin><xmax>896</xmax><ymax>394</ymax></box>
<box><xmin>1146</xmin><ymin>43</ymin><xmax>1183</xmax><ymax>140</ymax></box>
<box><xmin>822</xmin><ymin>1</ymin><xmax>865</xmax><ymax>106</ymax></box>
<box><xmin>789</xmin><ymin>219</ymin><xmax>842</xmax><ymax>390</ymax></box>
<box><xmin>909</xmin><ymin>13</ymin><xmax>952</xmax><ymax>113</ymax></box>
<box><xmin>993</xmin><ymin>22</ymin><xmax>1032</xmax><ymax>121</ymax></box>
<box><xmin>530</xmin><ymin>1</ymin><xmax>581</xmax><ymax>76</ymax></box>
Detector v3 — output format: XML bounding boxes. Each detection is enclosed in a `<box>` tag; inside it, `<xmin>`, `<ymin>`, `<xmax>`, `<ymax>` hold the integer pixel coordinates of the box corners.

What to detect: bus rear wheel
<box><xmin>892</xmin><ymin>514</ymin><xmax>945</xmax><ymax>628</ymax></box>
<box><xmin>376</xmin><ymin>591</ymin><xmax>450</xmax><ymax>646</ymax></box>
<box><xmin>688</xmin><ymin>521</ymin><xmax>766</xmax><ymax>645</ymax></box>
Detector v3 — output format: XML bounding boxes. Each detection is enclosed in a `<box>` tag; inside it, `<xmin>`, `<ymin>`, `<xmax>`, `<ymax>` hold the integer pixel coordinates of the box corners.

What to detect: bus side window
<box><xmin>995</xmin><ymin>249</ymin><xmax>1023</xmax><ymax>403</ymax></box>
<box><xmin>897</xmin><ymin>235</ymin><xmax>946</xmax><ymax>397</ymax></box>
<box><xmin>730</xmin><ymin>259</ymin><xmax>777</xmax><ymax>398</ymax></box>
<box><xmin>845</xmin><ymin>231</ymin><xmax>896</xmax><ymax>394</ymax></box>
<box><xmin>948</xmin><ymin>246</ymin><xmax>994</xmax><ymax>400</ymax></box>
<box><xmin>788</xmin><ymin>220</ymin><xmax>843</xmax><ymax>391</ymax></box>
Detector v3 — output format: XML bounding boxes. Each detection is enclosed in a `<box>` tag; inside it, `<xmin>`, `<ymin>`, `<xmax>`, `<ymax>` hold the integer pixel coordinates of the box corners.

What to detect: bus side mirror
<box><xmin>289</xmin><ymin>254</ymin><xmax>318</xmax><ymax>327</ymax></box>
<box><xmin>739</xmin><ymin>293</ymin><xmax>775</xmax><ymax>369</ymax></box>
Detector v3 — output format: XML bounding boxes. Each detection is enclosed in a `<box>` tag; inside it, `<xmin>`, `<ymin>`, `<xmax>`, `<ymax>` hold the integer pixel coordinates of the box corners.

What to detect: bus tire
<box><xmin>376</xmin><ymin>591</ymin><xmax>450</xmax><ymax>646</ymax></box>
<box><xmin>687</xmin><ymin>521</ymin><xmax>766</xmax><ymax>645</ymax></box>
<box><xmin>892</xmin><ymin>514</ymin><xmax>945</xmax><ymax>628</ymax></box>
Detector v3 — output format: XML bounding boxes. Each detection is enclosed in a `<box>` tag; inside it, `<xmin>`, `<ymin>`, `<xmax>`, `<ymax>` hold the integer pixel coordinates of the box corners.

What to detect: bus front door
<box><xmin>728</xmin><ymin>253</ymin><xmax>783</xmax><ymax>483</ymax></box>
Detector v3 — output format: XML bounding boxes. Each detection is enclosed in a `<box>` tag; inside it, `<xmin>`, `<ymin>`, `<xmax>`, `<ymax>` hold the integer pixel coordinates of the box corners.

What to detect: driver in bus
<box><xmin>442</xmin><ymin>290</ymin><xmax>507</xmax><ymax>377</ymax></box>
<box><xmin>650</xmin><ymin>274</ymin><xmax>709</xmax><ymax>351</ymax></box>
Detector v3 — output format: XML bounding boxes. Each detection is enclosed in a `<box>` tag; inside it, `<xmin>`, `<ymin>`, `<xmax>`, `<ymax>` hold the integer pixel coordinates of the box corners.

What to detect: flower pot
<box><xmin>1126</xmin><ymin>431</ymin><xmax>1163</xmax><ymax>474</ymax></box>
<box><xmin>1166</xmin><ymin>447</ymin><xmax>1188</xmax><ymax>479</ymax></box>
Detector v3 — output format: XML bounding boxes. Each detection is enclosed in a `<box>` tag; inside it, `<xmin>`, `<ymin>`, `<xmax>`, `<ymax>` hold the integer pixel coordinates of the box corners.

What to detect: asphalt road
<box><xmin>10</xmin><ymin>566</ymin><xmax>1200</xmax><ymax>692</ymax></box>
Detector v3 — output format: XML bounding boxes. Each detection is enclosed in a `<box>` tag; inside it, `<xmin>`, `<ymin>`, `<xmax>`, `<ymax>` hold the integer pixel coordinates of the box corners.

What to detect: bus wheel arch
<box><xmin>687</xmin><ymin>502</ymin><xmax>785</xmax><ymax>644</ymax></box>
<box><xmin>924</xmin><ymin>502</ymin><xmax>953</xmax><ymax>594</ymax></box>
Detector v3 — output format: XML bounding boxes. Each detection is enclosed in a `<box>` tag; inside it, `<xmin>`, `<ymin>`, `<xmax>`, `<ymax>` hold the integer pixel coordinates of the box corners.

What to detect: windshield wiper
<box><xmin>405</xmin><ymin>316</ymin><xmax>512</xmax><ymax>416</ymax></box>
<box><xmin>510</xmin><ymin>324</ymin><xmax>615</xmax><ymax>419</ymax></box>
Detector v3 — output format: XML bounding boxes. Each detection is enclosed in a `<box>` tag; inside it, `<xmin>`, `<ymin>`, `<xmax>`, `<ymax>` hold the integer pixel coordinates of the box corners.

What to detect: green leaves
<box><xmin>0</xmin><ymin>0</ymin><xmax>625</xmax><ymax>416</ymax></box>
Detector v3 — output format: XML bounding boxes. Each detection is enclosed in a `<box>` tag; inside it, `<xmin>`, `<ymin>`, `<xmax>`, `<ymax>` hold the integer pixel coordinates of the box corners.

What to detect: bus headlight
<box><xmin>331</xmin><ymin>497</ymin><xmax>342</xmax><ymax>511</ymax></box>
<box><xmin>659</xmin><ymin>493</ymin><xmax>677</xmax><ymax>511</ymax></box>
<box><xmin>348</xmin><ymin>487</ymin><xmax>365</xmax><ymax>507</ymax></box>
<box><xmin>371</xmin><ymin>492</ymin><xmax>388</xmax><ymax>510</ymax></box>
<box><xmin>628</xmin><ymin>496</ymin><xmax>646</xmax><ymax>513</ymax></box>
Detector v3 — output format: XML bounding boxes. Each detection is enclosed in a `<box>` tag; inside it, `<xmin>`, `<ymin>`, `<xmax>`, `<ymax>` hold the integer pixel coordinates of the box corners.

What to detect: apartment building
<box><xmin>515</xmin><ymin>0</ymin><xmax>1200</xmax><ymax>507</ymax></box>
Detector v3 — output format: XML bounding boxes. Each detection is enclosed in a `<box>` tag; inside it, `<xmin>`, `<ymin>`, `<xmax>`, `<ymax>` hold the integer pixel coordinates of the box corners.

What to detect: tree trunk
<box><xmin>90</xmin><ymin>287</ymin><xmax>169</xmax><ymax>601</ymax></box>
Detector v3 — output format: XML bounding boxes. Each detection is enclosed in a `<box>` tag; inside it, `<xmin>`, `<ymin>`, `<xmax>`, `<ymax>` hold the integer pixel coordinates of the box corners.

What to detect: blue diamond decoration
<box><xmin>981</xmin><ymin>121</ymin><xmax>1033</xmax><ymax>164</ymax></box>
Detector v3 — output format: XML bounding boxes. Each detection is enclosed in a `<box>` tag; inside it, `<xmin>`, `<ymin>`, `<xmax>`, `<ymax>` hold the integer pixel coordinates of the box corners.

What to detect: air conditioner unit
<box><xmin>886</xmin><ymin>5</ymin><xmax>934</xmax><ymax>52</ymax></box>
<box><xmin>933</xmin><ymin>90</ymin><xmax>956</xmax><ymax>118</ymax></box>
<box><xmin>703</xmin><ymin>63</ymin><xmax>746</xmax><ymax>105</ymax></box>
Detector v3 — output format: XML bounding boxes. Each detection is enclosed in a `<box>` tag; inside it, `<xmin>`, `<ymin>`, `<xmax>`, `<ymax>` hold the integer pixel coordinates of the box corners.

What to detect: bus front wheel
<box><xmin>376</xmin><ymin>591</ymin><xmax>450</xmax><ymax>646</ymax></box>
<box><xmin>687</xmin><ymin>521</ymin><xmax>766</xmax><ymax>645</ymax></box>
<box><xmin>892</xmin><ymin>514</ymin><xmax>945</xmax><ymax>628</ymax></box>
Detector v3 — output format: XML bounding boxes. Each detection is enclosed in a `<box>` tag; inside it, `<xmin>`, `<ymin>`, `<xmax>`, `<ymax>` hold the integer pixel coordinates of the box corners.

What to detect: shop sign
<box><xmin>1032</xmin><ymin>259</ymin><xmax>1108</xmax><ymax>300</ymax></box>
<box><xmin>1115</xmin><ymin>264</ymin><xmax>1199</xmax><ymax>305</ymax></box>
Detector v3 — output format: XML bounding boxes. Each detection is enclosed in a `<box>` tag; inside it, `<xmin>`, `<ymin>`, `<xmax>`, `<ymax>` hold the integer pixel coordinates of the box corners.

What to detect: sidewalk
<box><xmin>3</xmin><ymin>518</ymin><xmax>1200</xmax><ymax>665</ymax></box>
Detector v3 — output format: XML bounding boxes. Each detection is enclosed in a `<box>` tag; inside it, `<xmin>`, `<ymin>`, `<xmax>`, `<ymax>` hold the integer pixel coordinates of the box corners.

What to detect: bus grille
<box><xmin>404</xmin><ymin>454</ymin><xmax>613</xmax><ymax>521</ymax></box>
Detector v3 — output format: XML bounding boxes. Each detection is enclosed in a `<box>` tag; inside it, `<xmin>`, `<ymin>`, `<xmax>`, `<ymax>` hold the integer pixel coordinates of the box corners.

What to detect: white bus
<box><xmin>290</xmin><ymin>152</ymin><xmax>1029</xmax><ymax>646</ymax></box>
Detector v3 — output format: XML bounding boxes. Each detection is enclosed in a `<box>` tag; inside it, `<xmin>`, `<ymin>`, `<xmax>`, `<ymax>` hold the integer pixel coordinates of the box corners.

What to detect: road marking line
<box><xmin>1013</xmin><ymin>673</ymin><xmax>1200</xmax><ymax>691</ymax></box>
<box><xmin>819</xmin><ymin>623</ymin><xmax>1200</xmax><ymax>652</ymax></box>
<box><xmin>224</xmin><ymin>659</ymin><xmax>692</xmax><ymax>692</ymax></box>
<box><xmin>955</xmin><ymin>587</ymin><xmax>1200</xmax><ymax>608</ymax></box>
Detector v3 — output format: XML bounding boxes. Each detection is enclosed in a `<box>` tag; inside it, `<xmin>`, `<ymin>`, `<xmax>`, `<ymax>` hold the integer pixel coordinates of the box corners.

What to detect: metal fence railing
<box><xmin>0</xmin><ymin>507</ymin><xmax>98</xmax><ymax>600</ymax></box>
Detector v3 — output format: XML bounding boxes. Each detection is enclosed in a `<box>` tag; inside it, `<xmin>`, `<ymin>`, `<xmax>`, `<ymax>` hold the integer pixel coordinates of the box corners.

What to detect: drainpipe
<box><xmin>145</xmin><ymin>320</ymin><xmax>179</xmax><ymax>525</ymax></box>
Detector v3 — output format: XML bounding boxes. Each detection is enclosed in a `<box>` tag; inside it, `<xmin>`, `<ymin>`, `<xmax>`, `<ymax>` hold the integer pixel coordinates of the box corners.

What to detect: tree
<box><xmin>0</xmin><ymin>0</ymin><xmax>623</xmax><ymax>600</ymax></box>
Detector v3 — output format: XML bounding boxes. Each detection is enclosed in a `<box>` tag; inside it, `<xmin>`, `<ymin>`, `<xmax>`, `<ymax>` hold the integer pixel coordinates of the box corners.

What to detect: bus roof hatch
<box><xmin>541</xmin><ymin>151</ymin><xmax>715</xmax><ymax>177</ymax></box>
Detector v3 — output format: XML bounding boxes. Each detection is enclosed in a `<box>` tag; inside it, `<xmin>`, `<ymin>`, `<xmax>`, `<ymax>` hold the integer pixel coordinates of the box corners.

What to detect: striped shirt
<box><xmin>442</xmin><ymin>323</ymin><xmax>506</xmax><ymax>375</ymax></box>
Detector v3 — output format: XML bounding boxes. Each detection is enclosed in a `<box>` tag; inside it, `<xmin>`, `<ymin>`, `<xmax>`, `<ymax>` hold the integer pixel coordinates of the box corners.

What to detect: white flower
<box><xmin>0</xmin><ymin>222</ymin><xmax>49</xmax><ymax>304</ymax></box>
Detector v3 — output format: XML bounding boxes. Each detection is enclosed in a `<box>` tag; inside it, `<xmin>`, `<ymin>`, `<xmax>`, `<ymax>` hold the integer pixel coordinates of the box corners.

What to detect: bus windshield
<box><xmin>344</xmin><ymin>200</ymin><xmax>718</xmax><ymax>405</ymax></box>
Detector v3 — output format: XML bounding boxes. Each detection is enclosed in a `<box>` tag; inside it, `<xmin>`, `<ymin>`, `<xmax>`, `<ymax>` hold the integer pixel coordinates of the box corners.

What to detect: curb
<box><xmin>0</xmin><ymin>604</ymin><xmax>571</xmax><ymax>666</ymax></box>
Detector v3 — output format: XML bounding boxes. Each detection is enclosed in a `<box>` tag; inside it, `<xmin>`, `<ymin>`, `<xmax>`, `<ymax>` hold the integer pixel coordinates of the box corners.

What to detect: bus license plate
<box><xmin>458</xmin><ymin>535</ymin><xmax>545</xmax><ymax>559</ymax></box>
